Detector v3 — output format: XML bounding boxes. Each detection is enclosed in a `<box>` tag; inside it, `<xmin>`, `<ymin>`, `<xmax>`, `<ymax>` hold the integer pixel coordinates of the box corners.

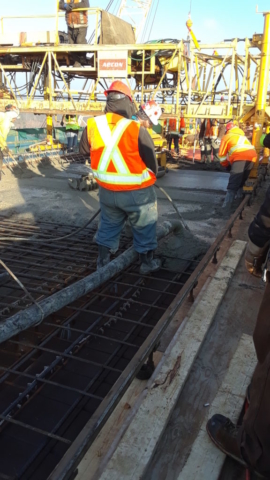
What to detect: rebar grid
<box><xmin>0</xmin><ymin>217</ymin><xmax>199</xmax><ymax>479</ymax></box>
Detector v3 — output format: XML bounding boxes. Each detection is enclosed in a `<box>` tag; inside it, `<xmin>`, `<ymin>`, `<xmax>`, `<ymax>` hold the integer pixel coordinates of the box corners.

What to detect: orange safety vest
<box><xmin>66</xmin><ymin>0</ymin><xmax>88</xmax><ymax>27</ymax></box>
<box><xmin>218</xmin><ymin>127</ymin><xmax>257</xmax><ymax>167</ymax></box>
<box><xmin>204</xmin><ymin>119</ymin><xmax>212</xmax><ymax>138</ymax></box>
<box><xmin>88</xmin><ymin>113</ymin><xmax>156</xmax><ymax>191</ymax></box>
<box><xmin>168</xmin><ymin>118</ymin><xmax>180</xmax><ymax>134</ymax></box>
<box><xmin>210</xmin><ymin>125</ymin><xmax>219</xmax><ymax>138</ymax></box>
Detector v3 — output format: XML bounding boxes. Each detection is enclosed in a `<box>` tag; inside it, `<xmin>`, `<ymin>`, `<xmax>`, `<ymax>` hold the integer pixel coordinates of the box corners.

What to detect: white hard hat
<box><xmin>140</xmin><ymin>100</ymin><xmax>162</xmax><ymax>126</ymax></box>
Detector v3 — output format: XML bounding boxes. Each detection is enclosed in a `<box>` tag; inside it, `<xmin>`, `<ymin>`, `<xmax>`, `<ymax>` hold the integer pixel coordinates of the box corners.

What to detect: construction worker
<box><xmin>0</xmin><ymin>105</ymin><xmax>20</xmax><ymax>180</ymax></box>
<box><xmin>61</xmin><ymin>114</ymin><xmax>80</xmax><ymax>152</ymax></box>
<box><xmin>59</xmin><ymin>0</ymin><xmax>89</xmax><ymax>66</ymax></box>
<box><xmin>218</xmin><ymin>121</ymin><xmax>256</xmax><ymax>207</ymax></box>
<box><xmin>79</xmin><ymin>81</ymin><xmax>162</xmax><ymax>274</ymax></box>
<box><xmin>167</xmin><ymin>117</ymin><xmax>181</xmax><ymax>155</ymax></box>
<box><xmin>206</xmin><ymin>178</ymin><xmax>270</xmax><ymax>479</ymax></box>
<box><xmin>199</xmin><ymin>118</ymin><xmax>220</xmax><ymax>164</ymax></box>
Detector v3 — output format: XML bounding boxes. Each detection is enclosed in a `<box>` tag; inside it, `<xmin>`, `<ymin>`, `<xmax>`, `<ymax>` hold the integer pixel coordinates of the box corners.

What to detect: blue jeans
<box><xmin>96</xmin><ymin>186</ymin><xmax>158</xmax><ymax>254</ymax></box>
<box><xmin>66</xmin><ymin>131</ymin><xmax>78</xmax><ymax>150</ymax></box>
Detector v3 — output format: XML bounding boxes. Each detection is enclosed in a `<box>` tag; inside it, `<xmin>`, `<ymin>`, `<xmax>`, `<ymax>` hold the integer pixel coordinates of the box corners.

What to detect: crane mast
<box><xmin>117</xmin><ymin>0</ymin><xmax>154</xmax><ymax>41</ymax></box>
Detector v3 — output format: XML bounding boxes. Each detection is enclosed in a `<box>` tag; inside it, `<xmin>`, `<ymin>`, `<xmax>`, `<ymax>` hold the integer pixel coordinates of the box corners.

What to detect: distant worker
<box><xmin>199</xmin><ymin>118</ymin><xmax>220</xmax><ymax>164</ymax></box>
<box><xmin>79</xmin><ymin>81</ymin><xmax>163</xmax><ymax>274</ymax></box>
<box><xmin>167</xmin><ymin>115</ymin><xmax>185</xmax><ymax>155</ymax></box>
<box><xmin>61</xmin><ymin>114</ymin><xmax>80</xmax><ymax>152</ymax></box>
<box><xmin>218</xmin><ymin>121</ymin><xmax>256</xmax><ymax>207</ymax></box>
<box><xmin>207</xmin><ymin>173</ymin><xmax>270</xmax><ymax>479</ymax></box>
<box><xmin>0</xmin><ymin>105</ymin><xmax>20</xmax><ymax>180</ymax></box>
<box><xmin>59</xmin><ymin>0</ymin><xmax>89</xmax><ymax>65</ymax></box>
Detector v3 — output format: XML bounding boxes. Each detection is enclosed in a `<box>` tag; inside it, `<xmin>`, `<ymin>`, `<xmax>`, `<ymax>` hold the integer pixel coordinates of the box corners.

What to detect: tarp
<box><xmin>6</xmin><ymin>128</ymin><xmax>83</xmax><ymax>153</ymax></box>
<box><xmin>100</xmin><ymin>11</ymin><xmax>135</xmax><ymax>45</ymax></box>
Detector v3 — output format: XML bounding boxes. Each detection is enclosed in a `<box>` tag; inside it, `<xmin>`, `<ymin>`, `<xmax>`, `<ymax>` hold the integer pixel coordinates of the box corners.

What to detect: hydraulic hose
<box><xmin>0</xmin><ymin>210</ymin><xmax>101</xmax><ymax>243</ymax></box>
<box><xmin>155</xmin><ymin>184</ymin><xmax>190</xmax><ymax>231</ymax></box>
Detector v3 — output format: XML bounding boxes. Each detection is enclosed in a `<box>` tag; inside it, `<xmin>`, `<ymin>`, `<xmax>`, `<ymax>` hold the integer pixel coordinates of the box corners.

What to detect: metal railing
<box><xmin>0</xmin><ymin>5</ymin><xmax>102</xmax><ymax>45</ymax></box>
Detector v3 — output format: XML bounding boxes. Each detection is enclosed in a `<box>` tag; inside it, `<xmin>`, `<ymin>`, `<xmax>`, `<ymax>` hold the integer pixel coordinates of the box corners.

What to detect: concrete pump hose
<box><xmin>0</xmin><ymin>220</ymin><xmax>183</xmax><ymax>344</ymax></box>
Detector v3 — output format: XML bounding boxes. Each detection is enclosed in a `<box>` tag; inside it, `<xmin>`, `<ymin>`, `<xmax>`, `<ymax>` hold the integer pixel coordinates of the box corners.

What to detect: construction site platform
<box><xmin>0</xmin><ymin>155</ymin><xmax>267</xmax><ymax>480</ymax></box>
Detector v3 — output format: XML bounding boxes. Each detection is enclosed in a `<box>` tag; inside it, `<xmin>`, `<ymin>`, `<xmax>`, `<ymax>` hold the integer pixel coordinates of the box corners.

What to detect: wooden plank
<box><xmin>98</xmin><ymin>240</ymin><xmax>247</xmax><ymax>480</ymax></box>
<box><xmin>178</xmin><ymin>334</ymin><xmax>256</xmax><ymax>479</ymax></box>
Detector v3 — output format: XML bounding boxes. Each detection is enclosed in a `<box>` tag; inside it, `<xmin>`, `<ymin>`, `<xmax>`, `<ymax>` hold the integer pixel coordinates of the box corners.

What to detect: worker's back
<box><xmin>88</xmin><ymin>112</ymin><xmax>156</xmax><ymax>191</ymax></box>
<box><xmin>220</xmin><ymin>127</ymin><xmax>256</xmax><ymax>163</ymax></box>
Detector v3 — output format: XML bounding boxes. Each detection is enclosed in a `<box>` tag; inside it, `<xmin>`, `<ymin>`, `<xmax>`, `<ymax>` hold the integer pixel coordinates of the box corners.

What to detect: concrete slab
<box><xmin>157</xmin><ymin>169</ymin><xmax>229</xmax><ymax>192</ymax></box>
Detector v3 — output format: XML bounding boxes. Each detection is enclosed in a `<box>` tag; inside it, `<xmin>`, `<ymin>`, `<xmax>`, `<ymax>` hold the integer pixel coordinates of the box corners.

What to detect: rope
<box><xmin>147</xmin><ymin>0</ymin><xmax>160</xmax><ymax>41</ymax></box>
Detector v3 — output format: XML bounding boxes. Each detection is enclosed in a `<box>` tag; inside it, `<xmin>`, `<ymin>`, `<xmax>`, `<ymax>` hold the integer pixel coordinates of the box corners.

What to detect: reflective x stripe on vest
<box><xmin>94</xmin><ymin>116</ymin><xmax>151</xmax><ymax>185</ymax></box>
<box><xmin>228</xmin><ymin>135</ymin><xmax>255</xmax><ymax>156</ymax></box>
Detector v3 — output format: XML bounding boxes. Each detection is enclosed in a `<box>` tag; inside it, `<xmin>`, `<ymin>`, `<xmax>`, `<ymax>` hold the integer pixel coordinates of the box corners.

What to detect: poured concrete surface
<box><xmin>157</xmin><ymin>169</ymin><xmax>229</xmax><ymax>193</ymax></box>
<box><xmin>0</xmin><ymin>162</ymin><xmax>228</xmax><ymax>248</ymax></box>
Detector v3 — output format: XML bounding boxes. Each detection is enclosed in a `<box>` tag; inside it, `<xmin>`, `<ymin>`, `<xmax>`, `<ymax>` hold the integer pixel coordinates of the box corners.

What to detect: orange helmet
<box><xmin>225</xmin><ymin>121</ymin><xmax>235</xmax><ymax>133</ymax></box>
<box><xmin>105</xmin><ymin>81</ymin><xmax>132</xmax><ymax>101</ymax></box>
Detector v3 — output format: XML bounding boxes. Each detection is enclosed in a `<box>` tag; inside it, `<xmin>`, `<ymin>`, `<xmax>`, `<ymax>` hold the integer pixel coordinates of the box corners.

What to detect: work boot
<box><xmin>139</xmin><ymin>251</ymin><xmax>161</xmax><ymax>275</ymax></box>
<box><xmin>245</xmin><ymin>239</ymin><xmax>269</xmax><ymax>277</ymax></box>
<box><xmin>206</xmin><ymin>415</ymin><xmax>268</xmax><ymax>479</ymax></box>
<box><xmin>97</xmin><ymin>245</ymin><xmax>111</xmax><ymax>270</ymax></box>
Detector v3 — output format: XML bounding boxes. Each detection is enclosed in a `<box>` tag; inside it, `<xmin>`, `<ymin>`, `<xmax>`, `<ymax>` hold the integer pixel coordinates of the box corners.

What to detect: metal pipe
<box><xmin>251</xmin><ymin>12</ymin><xmax>270</xmax><ymax>177</ymax></box>
<box><xmin>0</xmin><ymin>221</ymin><xmax>182</xmax><ymax>344</ymax></box>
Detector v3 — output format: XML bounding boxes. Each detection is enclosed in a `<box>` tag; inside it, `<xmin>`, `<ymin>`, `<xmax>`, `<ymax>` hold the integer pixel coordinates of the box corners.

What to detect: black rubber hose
<box><xmin>155</xmin><ymin>184</ymin><xmax>190</xmax><ymax>231</ymax></box>
<box><xmin>0</xmin><ymin>209</ymin><xmax>101</xmax><ymax>243</ymax></box>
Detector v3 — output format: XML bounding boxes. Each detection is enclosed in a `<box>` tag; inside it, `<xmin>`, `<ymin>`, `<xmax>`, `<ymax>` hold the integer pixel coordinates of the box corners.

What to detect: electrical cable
<box><xmin>0</xmin><ymin>209</ymin><xmax>101</xmax><ymax>243</ymax></box>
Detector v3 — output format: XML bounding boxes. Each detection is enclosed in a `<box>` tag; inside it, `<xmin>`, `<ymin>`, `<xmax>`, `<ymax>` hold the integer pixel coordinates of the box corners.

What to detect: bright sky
<box><xmin>1</xmin><ymin>0</ymin><xmax>269</xmax><ymax>46</ymax></box>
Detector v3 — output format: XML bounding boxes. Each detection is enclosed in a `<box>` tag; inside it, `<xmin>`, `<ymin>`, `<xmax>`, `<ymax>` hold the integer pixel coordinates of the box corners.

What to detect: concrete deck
<box><xmin>0</xmin><ymin>159</ymin><xmax>266</xmax><ymax>480</ymax></box>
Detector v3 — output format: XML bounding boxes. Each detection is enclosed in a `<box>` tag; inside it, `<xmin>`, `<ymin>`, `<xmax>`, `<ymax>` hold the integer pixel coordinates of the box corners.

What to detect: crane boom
<box><xmin>117</xmin><ymin>0</ymin><xmax>154</xmax><ymax>41</ymax></box>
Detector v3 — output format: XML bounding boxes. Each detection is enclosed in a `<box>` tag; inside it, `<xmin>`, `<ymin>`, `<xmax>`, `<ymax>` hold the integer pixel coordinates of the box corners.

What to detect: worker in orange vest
<box><xmin>59</xmin><ymin>0</ymin><xmax>89</xmax><ymax>66</ymax></box>
<box><xmin>167</xmin><ymin>117</ymin><xmax>183</xmax><ymax>154</ymax></box>
<box><xmin>199</xmin><ymin>118</ymin><xmax>220</xmax><ymax>164</ymax></box>
<box><xmin>218</xmin><ymin>121</ymin><xmax>256</xmax><ymax>207</ymax></box>
<box><xmin>79</xmin><ymin>81</ymin><xmax>163</xmax><ymax>274</ymax></box>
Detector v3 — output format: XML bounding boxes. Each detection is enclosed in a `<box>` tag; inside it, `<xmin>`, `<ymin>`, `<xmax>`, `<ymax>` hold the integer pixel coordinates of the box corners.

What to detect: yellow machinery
<box><xmin>0</xmin><ymin>5</ymin><xmax>269</xmax><ymax>179</ymax></box>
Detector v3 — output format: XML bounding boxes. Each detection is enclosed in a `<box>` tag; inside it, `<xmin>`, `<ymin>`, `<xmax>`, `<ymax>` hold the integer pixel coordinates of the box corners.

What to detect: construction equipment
<box><xmin>0</xmin><ymin>5</ymin><xmax>268</xmax><ymax>185</ymax></box>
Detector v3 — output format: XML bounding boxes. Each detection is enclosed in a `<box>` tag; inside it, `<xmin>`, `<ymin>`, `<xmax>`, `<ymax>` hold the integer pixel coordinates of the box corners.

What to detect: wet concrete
<box><xmin>0</xmin><ymin>162</ymin><xmax>229</xmax><ymax>249</ymax></box>
<box><xmin>157</xmin><ymin>169</ymin><xmax>229</xmax><ymax>192</ymax></box>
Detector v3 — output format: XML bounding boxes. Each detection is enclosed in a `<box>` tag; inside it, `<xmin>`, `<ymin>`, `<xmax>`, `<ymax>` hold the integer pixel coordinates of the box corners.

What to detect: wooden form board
<box><xmin>177</xmin><ymin>333</ymin><xmax>257</xmax><ymax>479</ymax></box>
<box><xmin>97</xmin><ymin>240</ymin><xmax>247</xmax><ymax>480</ymax></box>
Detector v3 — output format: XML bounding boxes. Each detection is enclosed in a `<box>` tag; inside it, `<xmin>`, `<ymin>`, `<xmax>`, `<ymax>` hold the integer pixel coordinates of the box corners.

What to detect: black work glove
<box><xmin>64</xmin><ymin>3</ymin><xmax>73</xmax><ymax>12</ymax></box>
